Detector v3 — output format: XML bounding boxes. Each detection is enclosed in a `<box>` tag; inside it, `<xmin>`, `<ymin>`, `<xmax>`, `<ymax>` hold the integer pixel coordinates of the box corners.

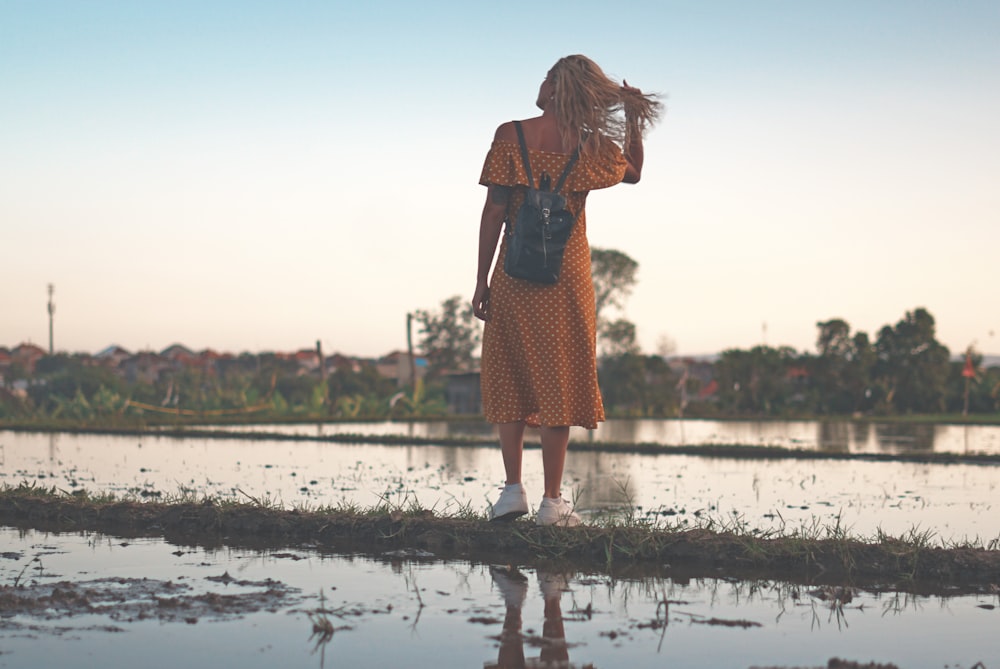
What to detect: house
<box><xmin>376</xmin><ymin>350</ymin><xmax>427</xmax><ymax>387</ymax></box>
<box><xmin>668</xmin><ymin>356</ymin><xmax>718</xmax><ymax>400</ymax></box>
<box><xmin>444</xmin><ymin>370</ymin><xmax>482</xmax><ymax>414</ymax></box>
<box><xmin>161</xmin><ymin>344</ymin><xmax>198</xmax><ymax>366</ymax></box>
<box><xmin>95</xmin><ymin>344</ymin><xmax>132</xmax><ymax>369</ymax></box>
<box><xmin>327</xmin><ymin>353</ymin><xmax>361</xmax><ymax>374</ymax></box>
<box><xmin>292</xmin><ymin>349</ymin><xmax>321</xmax><ymax>375</ymax></box>
<box><xmin>122</xmin><ymin>350</ymin><xmax>172</xmax><ymax>385</ymax></box>
<box><xmin>11</xmin><ymin>343</ymin><xmax>46</xmax><ymax>374</ymax></box>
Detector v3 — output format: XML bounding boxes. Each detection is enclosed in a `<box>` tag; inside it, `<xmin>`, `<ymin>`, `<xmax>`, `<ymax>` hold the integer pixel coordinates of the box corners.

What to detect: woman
<box><xmin>473</xmin><ymin>55</ymin><xmax>661</xmax><ymax>526</ymax></box>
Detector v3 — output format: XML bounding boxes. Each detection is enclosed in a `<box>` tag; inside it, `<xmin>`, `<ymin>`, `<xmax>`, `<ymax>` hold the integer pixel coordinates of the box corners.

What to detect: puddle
<box><xmin>0</xmin><ymin>527</ymin><xmax>995</xmax><ymax>668</ymax></box>
<box><xmin>2</xmin><ymin>430</ymin><xmax>998</xmax><ymax>543</ymax></box>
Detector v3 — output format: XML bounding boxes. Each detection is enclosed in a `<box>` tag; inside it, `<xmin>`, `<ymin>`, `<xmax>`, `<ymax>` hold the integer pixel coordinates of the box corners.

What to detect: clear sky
<box><xmin>3</xmin><ymin>1</ymin><xmax>998</xmax><ymax>359</ymax></box>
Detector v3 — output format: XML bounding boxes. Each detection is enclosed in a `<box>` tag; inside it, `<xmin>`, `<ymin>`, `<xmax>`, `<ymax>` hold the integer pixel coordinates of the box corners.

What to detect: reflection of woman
<box><xmin>474</xmin><ymin>55</ymin><xmax>662</xmax><ymax>526</ymax></box>
<box><xmin>486</xmin><ymin>566</ymin><xmax>576</xmax><ymax>669</ymax></box>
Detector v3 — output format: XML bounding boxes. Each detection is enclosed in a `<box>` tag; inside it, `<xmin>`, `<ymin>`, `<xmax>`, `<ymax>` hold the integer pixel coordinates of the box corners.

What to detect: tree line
<box><xmin>413</xmin><ymin>249</ymin><xmax>1000</xmax><ymax>419</ymax></box>
<box><xmin>2</xmin><ymin>248</ymin><xmax>997</xmax><ymax>425</ymax></box>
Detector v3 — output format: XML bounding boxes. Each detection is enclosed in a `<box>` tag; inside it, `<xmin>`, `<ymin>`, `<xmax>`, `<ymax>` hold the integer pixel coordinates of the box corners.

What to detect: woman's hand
<box><xmin>621</xmin><ymin>79</ymin><xmax>643</xmax><ymax>96</ymax></box>
<box><xmin>472</xmin><ymin>280</ymin><xmax>490</xmax><ymax>322</ymax></box>
<box><xmin>621</xmin><ymin>80</ymin><xmax>644</xmax><ymax>125</ymax></box>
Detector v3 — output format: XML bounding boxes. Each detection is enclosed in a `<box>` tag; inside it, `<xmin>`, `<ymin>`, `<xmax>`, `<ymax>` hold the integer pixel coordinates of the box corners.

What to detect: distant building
<box><xmin>12</xmin><ymin>343</ymin><xmax>46</xmax><ymax>374</ymax></box>
<box><xmin>376</xmin><ymin>350</ymin><xmax>427</xmax><ymax>387</ymax></box>
<box><xmin>292</xmin><ymin>349</ymin><xmax>321</xmax><ymax>375</ymax></box>
<box><xmin>161</xmin><ymin>344</ymin><xmax>198</xmax><ymax>365</ymax></box>
<box><xmin>327</xmin><ymin>353</ymin><xmax>361</xmax><ymax>374</ymax></box>
<box><xmin>121</xmin><ymin>350</ymin><xmax>172</xmax><ymax>385</ymax></box>
<box><xmin>444</xmin><ymin>370</ymin><xmax>482</xmax><ymax>414</ymax></box>
<box><xmin>95</xmin><ymin>344</ymin><xmax>132</xmax><ymax>369</ymax></box>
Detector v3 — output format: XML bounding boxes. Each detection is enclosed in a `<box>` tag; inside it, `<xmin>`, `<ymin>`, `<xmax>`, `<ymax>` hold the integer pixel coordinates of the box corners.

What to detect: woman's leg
<box><xmin>539</xmin><ymin>426</ymin><xmax>570</xmax><ymax>498</ymax></box>
<box><xmin>498</xmin><ymin>421</ymin><xmax>526</xmax><ymax>485</ymax></box>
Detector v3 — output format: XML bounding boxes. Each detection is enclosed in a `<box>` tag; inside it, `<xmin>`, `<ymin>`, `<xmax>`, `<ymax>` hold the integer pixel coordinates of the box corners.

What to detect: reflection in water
<box><xmin>1</xmin><ymin>527</ymin><xmax>998</xmax><ymax>668</ymax></box>
<box><xmin>597</xmin><ymin>418</ymin><xmax>641</xmax><ymax>445</ymax></box>
<box><xmin>486</xmin><ymin>566</ymin><xmax>587</xmax><ymax>669</ymax></box>
<box><xmin>851</xmin><ymin>421</ymin><xmax>871</xmax><ymax>449</ymax></box>
<box><xmin>447</xmin><ymin>421</ymin><xmax>498</xmax><ymax>438</ymax></box>
<box><xmin>574</xmin><ymin>451</ymin><xmax>639</xmax><ymax>511</ymax></box>
<box><xmin>873</xmin><ymin>423</ymin><xmax>936</xmax><ymax>453</ymax></box>
<box><xmin>816</xmin><ymin>422</ymin><xmax>850</xmax><ymax>453</ymax></box>
<box><xmin>191</xmin><ymin>419</ymin><xmax>1000</xmax><ymax>455</ymax></box>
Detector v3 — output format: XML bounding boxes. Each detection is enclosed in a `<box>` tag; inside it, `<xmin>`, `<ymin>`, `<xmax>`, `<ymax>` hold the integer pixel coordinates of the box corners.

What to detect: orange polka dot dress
<box><xmin>479</xmin><ymin>138</ymin><xmax>627</xmax><ymax>430</ymax></box>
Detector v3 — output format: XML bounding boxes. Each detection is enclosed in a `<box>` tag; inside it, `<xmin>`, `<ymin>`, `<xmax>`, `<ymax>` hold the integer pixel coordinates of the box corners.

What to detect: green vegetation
<box><xmin>3</xmin><ymin>244</ymin><xmax>998</xmax><ymax>425</ymax></box>
<box><xmin>0</xmin><ymin>349</ymin><xmax>449</xmax><ymax>427</ymax></box>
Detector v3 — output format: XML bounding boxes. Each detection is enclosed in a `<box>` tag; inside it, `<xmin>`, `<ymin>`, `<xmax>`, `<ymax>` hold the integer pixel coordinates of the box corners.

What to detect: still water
<box><xmin>199</xmin><ymin>417</ymin><xmax>1000</xmax><ymax>455</ymax></box>
<box><xmin>0</xmin><ymin>527</ymin><xmax>995</xmax><ymax>669</ymax></box>
<box><xmin>2</xmin><ymin>426</ymin><xmax>998</xmax><ymax>543</ymax></box>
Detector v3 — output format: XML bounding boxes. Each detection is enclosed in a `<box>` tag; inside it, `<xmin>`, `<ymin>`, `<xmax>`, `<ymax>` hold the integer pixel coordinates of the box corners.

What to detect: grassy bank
<box><xmin>2</xmin><ymin>484</ymin><xmax>997</xmax><ymax>596</ymax></box>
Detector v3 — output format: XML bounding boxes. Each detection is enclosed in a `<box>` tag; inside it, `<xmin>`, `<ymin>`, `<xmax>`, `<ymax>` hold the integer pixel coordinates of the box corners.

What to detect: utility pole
<box><xmin>47</xmin><ymin>284</ymin><xmax>55</xmax><ymax>355</ymax></box>
<box><xmin>406</xmin><ymin>313</ymin><xmax>417</xmax><ymax>390</ymax></box>
<box><xmin>316</xmin><ymin>339</ymin><xmax>328</xmax><ymax>408</ymax></box>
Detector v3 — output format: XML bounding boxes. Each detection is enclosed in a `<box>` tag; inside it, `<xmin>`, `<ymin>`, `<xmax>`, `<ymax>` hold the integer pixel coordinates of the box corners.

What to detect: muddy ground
<box><xmin>1</xmin><ymin>490</ymin><xmax>998</xmax><ymax>597</ymax></box>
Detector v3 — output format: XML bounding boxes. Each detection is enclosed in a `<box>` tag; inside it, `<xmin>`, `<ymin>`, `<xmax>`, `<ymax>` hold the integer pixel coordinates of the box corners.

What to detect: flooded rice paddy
<box><xmin>1</xmin><ymin>420</ymin><xmax>999</xmax><ymax>667</ymax></box>
<box><xmin>2</xmin><ymin>424</ymin><xmax>998</xmax><ymax>542</ymax></box>
<box><xmin>1</xmin><ymin>527</ymin><xmax>996</xmax><ymax>669</ymax></box>
<box><xmin>198</xmin><ymin>417</ymin><xmax>1000</xmax><ymax>456</ymax></box>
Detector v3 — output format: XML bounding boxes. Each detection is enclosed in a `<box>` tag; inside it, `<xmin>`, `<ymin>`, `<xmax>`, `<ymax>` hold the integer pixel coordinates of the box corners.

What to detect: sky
<box><xmin>3</xmin><ymin>1</ymin><xmax>999</xmax><ymax>360</ymax></box>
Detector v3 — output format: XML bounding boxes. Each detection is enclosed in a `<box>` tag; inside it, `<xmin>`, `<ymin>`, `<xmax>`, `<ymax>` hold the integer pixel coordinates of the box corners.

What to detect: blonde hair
<box><xmin>548</xmin><ymin>55</ymin><xmax>662</xmax><ymax>159</ymax></box>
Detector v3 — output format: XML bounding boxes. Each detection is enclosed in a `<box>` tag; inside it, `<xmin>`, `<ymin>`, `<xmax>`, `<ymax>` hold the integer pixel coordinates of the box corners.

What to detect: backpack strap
<box><xmin>513</xmin><ymin>120</ymin><xmax>579</xmax><ymax>194</ymax></box>
<box><xmin>513</xmin><ymin>120</ymin><xmax>535</xmax><ymax>189</ymax></box>
<box><xmin>552</xmin><ymin>147</ymin><xmax>580</xmax><ymax>194</ymax></box>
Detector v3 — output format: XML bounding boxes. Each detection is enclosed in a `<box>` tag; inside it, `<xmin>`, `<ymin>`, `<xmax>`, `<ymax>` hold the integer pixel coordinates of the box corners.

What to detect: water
<box><xmin>193</xmin><ymin>417</ymin><xmax>1000</xmax><ymax>455</ymax></box>
<box><xmin>2</xmin><ymin>424</ymin><xmax>998</xmax><ymax>667</ymax></box>
<box><xmin>2</xmin><ymin>428</ymin><xmax>998</xmax><ymax>543</ymax></box>
<box><xmin>0</xmin><ymin>528</ymin><xmax>995</xmax><ymax>669</ymax></box>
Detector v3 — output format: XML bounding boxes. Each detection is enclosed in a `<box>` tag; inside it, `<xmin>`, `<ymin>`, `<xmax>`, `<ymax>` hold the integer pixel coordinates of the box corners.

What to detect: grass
<box><xmin>2</xmin><ymin>482</ymin><xmax>997</xmax><ymax>596</ymax></box>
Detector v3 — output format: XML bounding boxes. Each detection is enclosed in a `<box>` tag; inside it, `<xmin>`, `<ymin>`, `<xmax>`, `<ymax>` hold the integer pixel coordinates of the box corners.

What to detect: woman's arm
<box><xmin>621</xmin><ymin>81</ymin><xmax>646</xmax><ymax>184</ymax></box>
<box><xmin>472</xmin><ymin>185</ymin><xmax>509</xmax><ymax>321</ymax></box>
<box><xmin>622</xmin><ymin>121</ymin><xmax>644</xmax><ymax>184</ymax></box>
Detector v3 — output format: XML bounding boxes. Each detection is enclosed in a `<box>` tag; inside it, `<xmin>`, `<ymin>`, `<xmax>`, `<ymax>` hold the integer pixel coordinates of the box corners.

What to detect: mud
<box><xmin>0</xmin><ymin>574</ymin><xmax>298</xmax><ymax>627</ymax></box>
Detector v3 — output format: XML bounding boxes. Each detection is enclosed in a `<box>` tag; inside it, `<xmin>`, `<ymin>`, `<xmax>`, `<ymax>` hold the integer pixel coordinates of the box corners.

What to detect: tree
<box><xmin>591</xmin><ymin>247</ymin><xmax>638</xmax><ymax>321</ymax></box>
<box><xmin>591</xmin><ymin>247</ymin><xmax>638</xmax><ymax>324</ymax></box>
<box><xmin>27</xmin><ymin>355</ymin><xmax>124</xmax><ymax>415</ymax></box>
<box><xmin>813</xmin><ymin>318</ymin><xmax>875</xmax><ymax>414</ymax></box>
<box><xmin>414</xmin><ymin>295</ymin><xmax>482</xmax><ymax>379</ymax></box>
<box><xmin>713</xmin><ymin>345</ymin><xmax>799</xmax><ymax>415</ymax></box>
<box><xmin>599</xmin><ymin>353</ymin><xmax>677</xmax><ymax>416</ymax></box>
<box><xmin>874</xmin><ymin>307</ymin><xmax>950</xmax><ymax>413</ymax></box>
<box><xmin>591</xmin><ymin>247</ymin><xmax>639</xmax><ymax>358</ymax></box>
<box><xmin>599</xmin><ymin>318</ymin><xmax>640</xmax><ymax>358</ymax></box>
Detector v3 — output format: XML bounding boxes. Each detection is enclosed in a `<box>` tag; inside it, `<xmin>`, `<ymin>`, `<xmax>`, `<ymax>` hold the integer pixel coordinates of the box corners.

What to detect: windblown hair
<box><xmin>548</xmin><ymin>55</ymin><xmax>662</xmax><ymax>159</ymax></box>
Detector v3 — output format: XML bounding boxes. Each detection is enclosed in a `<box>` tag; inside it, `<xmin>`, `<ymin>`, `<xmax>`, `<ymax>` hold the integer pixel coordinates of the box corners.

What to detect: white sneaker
<box><xmin>491</xmin><ymin>483</ymin><xmax>528</xmax><ymax>521</ymax></box>
<box><xmin>536</xmin><ymin>496</ymin><xmax>582</xmax><ymax>527</ymax></box>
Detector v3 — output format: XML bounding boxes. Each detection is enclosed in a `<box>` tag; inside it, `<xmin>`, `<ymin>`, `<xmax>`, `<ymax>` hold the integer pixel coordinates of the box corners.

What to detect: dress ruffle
<box><xmin>479</xmin><ymin>140</ymin><xmax>626</xmax><ymax>193</ymax></box>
